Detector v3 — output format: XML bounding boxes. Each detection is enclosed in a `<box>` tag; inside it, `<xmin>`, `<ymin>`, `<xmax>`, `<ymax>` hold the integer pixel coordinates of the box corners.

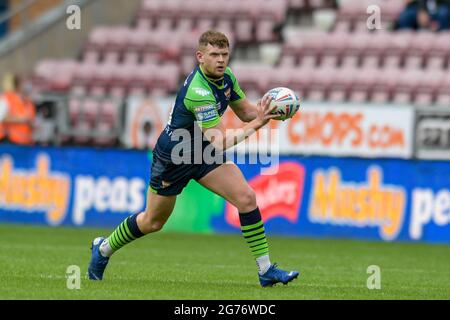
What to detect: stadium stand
<box><xmin>1</xmin><ymin>0</ymin><xmax>449</xmax><ymax>146</ymax></box>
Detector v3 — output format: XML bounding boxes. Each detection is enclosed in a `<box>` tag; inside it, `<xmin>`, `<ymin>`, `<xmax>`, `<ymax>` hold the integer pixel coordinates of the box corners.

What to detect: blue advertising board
<box><xmin>0</xmin><ymin>144</ymin><xmax>150</xmax><ymax>227</ymax></box>
<box><xmin>217</xmin><ymin>156</ymin><xmax>450</xmax><ymax>244</ymax></box>
<box><xmin>1</xmin><ymin>144</ymin><xmax>449</xmax><ymax>244</ymax></box>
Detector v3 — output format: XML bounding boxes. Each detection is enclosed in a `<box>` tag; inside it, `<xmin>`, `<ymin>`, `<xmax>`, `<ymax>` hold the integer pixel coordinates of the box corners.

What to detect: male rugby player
<box><xmin>88</xmin><ymin>30</ymin><xmax>299</xmax><ymax>287</ymax></box>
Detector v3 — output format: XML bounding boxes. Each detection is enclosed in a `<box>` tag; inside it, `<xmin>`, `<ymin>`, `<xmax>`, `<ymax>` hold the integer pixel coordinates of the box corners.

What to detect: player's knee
<box><xmin>142</xmin><ymin>219</ymin><xmax>165</xmax><ymax>233</ymax></box>
<box><xmin>139</xmin><ymin>212</ymin><xmax>166</xmax><ymax>233</ymax></box>
<box><xmin>149</xmin><ymin>221</ymin><xmax>165</xmax><ymax>232</ymax></box>
<box><xmin>236</xmin><ymin>189</ymin><xmax>257</xmax><ymax>212</ymax></box>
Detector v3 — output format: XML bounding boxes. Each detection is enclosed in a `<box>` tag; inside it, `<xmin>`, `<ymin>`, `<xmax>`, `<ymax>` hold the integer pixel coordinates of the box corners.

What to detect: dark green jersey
<box><xmin>154</xmin><ymin>65</ymin><xmax>246</xmax><ymax>161</ymax></box>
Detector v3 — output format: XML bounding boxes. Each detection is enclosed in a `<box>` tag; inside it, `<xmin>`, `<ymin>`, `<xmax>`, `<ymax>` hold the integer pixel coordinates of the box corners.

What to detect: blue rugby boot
<box><xmin>259</xmin><ymin>263</ymin><xmax>299</xmax><ymax>287</ymax></box>
<box><xmin>87</xmin><ymin>237</ymin><xmax>109</xmax><ymax>280</ymax></box>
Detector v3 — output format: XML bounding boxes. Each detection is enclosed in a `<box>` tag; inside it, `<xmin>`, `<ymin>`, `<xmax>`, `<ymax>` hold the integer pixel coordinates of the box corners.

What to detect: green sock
<box><xmin>100</xmin><ymin>213</ymin><xmax>144</xmax><ymax>257</ymax></box>
<box><xmin>239</xmin><ymin>207</ymin><xmax>271</xmax><ymax>274</ymax></box>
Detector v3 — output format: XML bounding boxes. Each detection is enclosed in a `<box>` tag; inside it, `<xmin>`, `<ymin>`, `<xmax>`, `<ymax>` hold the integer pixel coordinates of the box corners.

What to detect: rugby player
<box><xmin>88</xmin><ymin>30</ymin><xmax>299</xmax><ymax>287</ymax></box>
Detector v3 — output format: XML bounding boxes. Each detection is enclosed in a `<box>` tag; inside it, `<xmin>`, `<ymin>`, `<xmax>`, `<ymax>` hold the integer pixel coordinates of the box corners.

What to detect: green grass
<box><xmin>0</xmin><ymin>224</ymin><xmax>449</xmax><ymax>300</ymax></box>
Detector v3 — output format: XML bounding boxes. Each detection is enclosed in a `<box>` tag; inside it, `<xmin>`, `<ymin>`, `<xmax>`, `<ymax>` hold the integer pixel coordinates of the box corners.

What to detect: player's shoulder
<box><xmin>225</xmin><ymin>67</ymin><xmax>237</xmax><ymax>83</ymax></box>
<box><xmin>184</xmin><ymin>72</ymin><xmax>215</xmax><ymax>103</ymax></box>
<box><xmin>225</xmin><ymin>66</ymin><xmax>237</xmax><ymax>80</ymax></box>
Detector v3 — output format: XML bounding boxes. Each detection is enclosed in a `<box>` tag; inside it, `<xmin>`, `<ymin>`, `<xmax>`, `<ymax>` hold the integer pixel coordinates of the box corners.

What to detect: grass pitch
<box><xmin>1</xmin><ymin>224</ymin><xmax>449</xmax><ymax>300</ymax></box>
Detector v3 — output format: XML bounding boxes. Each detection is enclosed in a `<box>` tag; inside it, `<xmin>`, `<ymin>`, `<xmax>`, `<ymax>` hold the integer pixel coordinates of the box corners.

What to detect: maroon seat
<box><xmin>333</xmin><ymin>19</ymin><xmax>353</xmax><ymax>33</ymax></box>
<box><xmin>435</xmin><ymin>92</ymin><xmax>450</xmax><ymax>106</ymax></box>
<box><xmin>101</xmin><ymin>27</ymin><xmax>132</xmax><ymax>64</ymax></box>
<box><xmin>34</xmin><ymin>59</ymin><xmax>79</xmax><ymax>92</ymax></box>
<box><xmin>82</xmin><ymin>98</ymin><xmax>100</xmax><ymax>125</ymax></box>
<box><xmin>83</xmin><ymin>27</ymin><xmax>111</xmax><ymax>63</ymax></box>
<box><xmin>327</xmin><ymin>67</ymin><xmax>356</xmax><ymax>102</ymax></box>
<box><xmin>288</xmin><ymin>0</ymin><xmax>307</xmax><ymax>10</ymax></box>
<box><xmin>288</xmin><ymin>66</ymin><xmax>315</xmax><ymax>98</ymax></box>
<box><xmin>309</xmin><ymin>0</ymin><xmax>329</xmax><ymax>9</ymax></box>
<box><xmin>361</xmin><ymin>33</ymin><xmax>390</xmax><ymax>68</ymax></box>
<box><xmin>370</xmin><ymin>68</ymin><xmax>402</xmax><ymax>103</ymax></box>
<box><xmin>72</xmin><ymin>62</ymin><xmax>97</xmax><ymax>90</ymax></box>
<box><xmin>255</xmin><ymin>0</ymin><xmax>287</xmax><ymax>42</ymax></box>
<box><xmin>391</xmin><ymin>70</ymin><xmax>422</xmax><ymax>104</ymax></box>
<box><xmin>231</xmin><ymin>63</ymin><xmax>264</xmax><ymax>96</ymax></box>
<box><xmin>93</xmin><ymin>121</ymin><xmax>117</xmax><ymax>146</ymax></box>
<box><xmin>307</xmin><ymin>67</ymin><xmax>334</xmax><ymax>101</ymax></box>
<box><xmin>260</xmin><ymin>66</ymin><xmax>292</xmax><ymax>94</ymax></box>
<box><xmin>435</xmin><ymin>72</ymin><xmax>450</xmax><ymax>106</ymax></box>
<box><xmin>229</xmin><ymin>0</ymin><xmax>254</xmax><ymax>42</ymax></box>
<box><xmin>98</xmin><ymin>99</ymin><xmax>119</xmax><ymax>127</ymax></box>
<box><xmin>89</xmin><ymin>63</ymin><xmax>118</xmax><ymax>97</ymax></box>
<box><xmin>348</xmin><ymin>68</ymin><xmax>380</xmax><ymax>103</ymax></box>
<box><xmin>403</xmin><ymin>32</ymin><xmax>435</xmax><ymax>70</ymax></box>
<box><xmin>107</xmin><ymin>64</ymin><xmax>136</xmax><ymax>98</ymax></box>
<box><xmin>341</xmin><ymin>32</ymin><xmax>371</xmax><ymax>68</ymax></box>
<box><xmin>72</xmin><ymin>120</ymin><xmax>93</xmax><ymax>145</ymax></box>
<box><xmin>380</xmin><ymin>31</ymin><xmax>411</xmax><ymax>69</ymax></box>
<box><xmin>152</xmin><ymin>63</ymin><xmax>180</xmax><ymax>95</ymax></box>
<box><xmin>320</xmin><ymin>32</ymin><xmax>349</xmax><ymax>68</ymax></box>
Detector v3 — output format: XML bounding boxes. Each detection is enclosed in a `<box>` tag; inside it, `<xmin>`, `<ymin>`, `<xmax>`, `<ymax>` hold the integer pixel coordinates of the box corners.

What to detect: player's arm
<box><xmin>202</xmin><ymin>95</ymin><xmax>277</xmax><ymax>151</ymax></box>
<box><xmin>229</xmin><ymin>98</ymin><xmax>258</xmax><ymax>123</ymax></box>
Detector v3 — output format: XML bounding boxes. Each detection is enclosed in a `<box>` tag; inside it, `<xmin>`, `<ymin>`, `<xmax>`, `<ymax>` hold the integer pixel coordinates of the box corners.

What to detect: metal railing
<box><xmin>0</xmin><ymin>0</ymin><xmax>38</xmax><ymax>31</ymax></box>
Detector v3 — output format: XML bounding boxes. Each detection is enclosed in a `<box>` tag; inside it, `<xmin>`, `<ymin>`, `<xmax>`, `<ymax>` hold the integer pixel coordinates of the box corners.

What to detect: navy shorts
<box><xmin>149</xmin><ymin>151</ymin><xmax>226</xmax><ymax>196</ymax></box>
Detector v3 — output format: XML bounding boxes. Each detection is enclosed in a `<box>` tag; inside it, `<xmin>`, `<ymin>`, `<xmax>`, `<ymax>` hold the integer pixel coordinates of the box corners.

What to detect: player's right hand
<box><xmin>256</xmin><ymin>94</ymin><xmax>278</xmax><ymax>126</ymax></box>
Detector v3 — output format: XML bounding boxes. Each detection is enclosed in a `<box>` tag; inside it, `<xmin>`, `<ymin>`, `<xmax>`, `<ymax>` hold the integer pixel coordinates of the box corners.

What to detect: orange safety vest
<box><xmin>0</xmin><ymin>115</ymin><xmax>4</xmax><ymax>140</ymax></box>
<box><xmin>2</xmin><ymin>92</ymin><xmax>36</xmax><ymax>145</ymax></box>
<box><xmin>0</xmin><ymin>94</ymin><xmax>8</xmax><ymax>140</ymax></box>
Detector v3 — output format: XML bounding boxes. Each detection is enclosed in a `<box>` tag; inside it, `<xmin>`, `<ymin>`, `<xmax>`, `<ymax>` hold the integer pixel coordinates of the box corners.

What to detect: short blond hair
<box><xmin>198</xmin><ymin>30</ymin><xmax>229</xmax><ymax>51</ymax></box>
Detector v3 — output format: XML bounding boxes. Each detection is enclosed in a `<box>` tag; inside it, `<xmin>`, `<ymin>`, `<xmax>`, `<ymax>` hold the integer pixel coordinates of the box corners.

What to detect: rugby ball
<box><xmin>264</xmin><ymin>87</ymin><xmax>301</xmax><ymax>121</ymax></box>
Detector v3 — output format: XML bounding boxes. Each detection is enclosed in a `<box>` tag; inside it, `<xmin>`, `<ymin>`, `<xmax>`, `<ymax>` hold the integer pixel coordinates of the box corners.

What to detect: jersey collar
<box><xmin>199</xmin><ymin>65</ymin><xmax>225</xmax><ymax>89</ymax></box>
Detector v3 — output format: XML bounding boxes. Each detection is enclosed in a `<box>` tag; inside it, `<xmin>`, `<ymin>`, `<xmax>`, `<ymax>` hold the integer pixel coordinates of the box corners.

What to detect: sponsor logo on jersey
<box><xmin>162</xmin><ymin>180</ymin><xmax>172</xmax><ymax>188</ymax></box>
<box><xmin>225</xmin><ymin>88</ymin><xmax>231</xmax><ymax>100</ymax></box>
<box><xmin>194</xmin><ymin>104</ymin><xmax>217</xmax><ymax>122</ymax></box>
<box><xmin>192</xmin><ymin>87</ymin><xmax>211</xmax><ymax>97</ymax></box>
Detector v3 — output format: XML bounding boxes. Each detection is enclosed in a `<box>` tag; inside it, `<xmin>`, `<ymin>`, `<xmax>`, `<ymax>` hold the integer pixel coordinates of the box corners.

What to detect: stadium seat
<box><xmin>308</xmin><ymin>0</ymin><xmax>328</xmax><ymax>9</ymax></box>
<box><xmin>195</xmin><ymin>18</ymin><xmax>215</xmax><ymax>33</ymax></box>
<box><xmin>350</xmin><ymin>68</ymin><xmax>380</xmax><ymax>102</ymax></box>
<box><xmin>426</xmin><ymin>54</ymin><xmax>447</xmax><ymax>70</ymax></box>
<box><xmin>288</xmin><ymin>0</ymin><xmax>307</xmax><ymax>10</ymax></box>
<box><xmin>402</xmin><ymin>32</ymin><xmax>434</xmax><ymax>69</ymax></box>
<box><xmin>93</xmin><ymin>121</ymin><xmax>117</xmax><ymax>146</ymax></box>
<box><xmin>102</xmin><ymin>98</ymin><xmax>119</xmax><ymax>117</ymax></box>
<box><xmin>391</xmin><ymin>70</ymin><xmax>422</xmax><ymax>104</ymax></box>
<box><xmin>306</xmin><ymin>67</ymin><xmax>334</xmax><ymax>101</ymax></box>
<box><xmin>288</xmin><ymin>66</ymin><xmax>314</xmax><ymax>98</ymax></box>
<box><xmin>30</xmin><ymin>0</ymin><xmax>450</xmax><ymax>150</ymax></box>
<box><xmin>327</xmin><ymin>67</ymin><xmax>356</xmax><ymax>102</ymax></box>
<box><xmin>231</xmin><ymin>63</ymin><xmax>264</xmax><ymax>96</ymax></box>
<box><xmin>435</xmin><ymin>93</ymin><xmax>450</xmax><ymax>106</ymax></box>
<box><xmin>333</xmin><ymin>20</ymin><xmax>352</xmax><ymax>33</ymax></box>
<box><xmin>435</xmin><ymin>72</ymin><xmax>450</xmax><ymax>106</ymax></box>
<box><xmin>151</xmin><ymin>63</ymin><xmax>181</xmax><ymax>94</ymax></box>
<box><xmin>381</xmin><ymin>32</ymin><xmax>410</xmax><ymax>68</ymax></box>
<box><xmin>72</xmin><ymin>62</ymin><xmax>97</xmax><ymax>90</ymax></box>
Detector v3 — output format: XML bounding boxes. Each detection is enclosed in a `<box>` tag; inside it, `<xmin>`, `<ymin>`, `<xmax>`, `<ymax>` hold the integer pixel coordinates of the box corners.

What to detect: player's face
<box><xmin>197</xmin><ymin>44</ymin><xmax>229</xmax><ymax>79</ymax></box>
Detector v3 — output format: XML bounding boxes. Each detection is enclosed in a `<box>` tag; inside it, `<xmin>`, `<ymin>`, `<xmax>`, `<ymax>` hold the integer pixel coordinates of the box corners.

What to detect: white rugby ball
<box><xmin>264</xmin><ymin>87</ymin><xmax>301</xmax><ymax>121</ymax></box>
